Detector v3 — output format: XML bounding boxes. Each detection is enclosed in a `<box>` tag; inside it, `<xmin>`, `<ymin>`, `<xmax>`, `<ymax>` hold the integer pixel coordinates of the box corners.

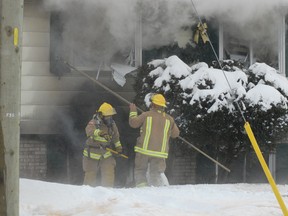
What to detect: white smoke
<box><xmin>43</xmin><ymin>0</ymin><xmax>288</xmax><ymax>65</ymax></box>
<box><xmin>195</xmin><ymin>0</ymin><xmax>288</xmax><ymax>40</ymax></box>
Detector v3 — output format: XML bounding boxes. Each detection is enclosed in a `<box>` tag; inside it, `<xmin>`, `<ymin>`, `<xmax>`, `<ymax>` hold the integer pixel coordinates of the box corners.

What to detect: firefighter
<box><xmin>129</xmin><ymin>94</ymin><xmax>180</xmax><ymax>187</ymax></box>
<box><xmin>82</xmin><ymin>102</ymin><xmax>122</xmax><ymax>187</ymax></box>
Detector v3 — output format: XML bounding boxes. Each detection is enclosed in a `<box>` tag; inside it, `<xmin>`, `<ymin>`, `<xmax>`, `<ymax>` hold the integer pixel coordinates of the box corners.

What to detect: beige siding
<box><xmin>22</xmin><ymin>62</ymin><xmax>50</xmax><ymax>75</ymax></box>
<box><xmin>21</xmin><ymin>105</ymin><xmax>70</xmax><ymax>120</ymax></box>
<box><xmin>22</xmin><ymin>47</ymin><xmax>50</xmax><ymax>62</ymax></box>
<box><xmin>21</xmin><ymin>3</ymin><xmax>87</xmax><ymax>134</ymax></box>
<box><xmin>23</xmin><ymin>17</ymin><xmax>50</xmax><ymax>32</ymax></box>
<box><xmin>24</xmin><ymin>3</ymin><xmax>50</xmax><ymax>18</ymax></box>
<box><xmin>22</xmin><ymin>3</ymin><xmax>51</xmax><ymax>134</ymax></box>
<box><xmin>21</xmin><ymin>91</ymin><xmax>87</xmax><ymax>105</ymax></box>
<box><xmin>21</xmin><ymin>3</ymin><xmax>136</xmax><ymax>134</ymax></box>
<box><xmin>23</xmin><ymin>32</ymin><xmax>50</xmax><ymax>47</ymax></box>
<box><xmin>21</xmin><ymin>76</ymin><xmax>87</xmax><ymax>91</ymax></box>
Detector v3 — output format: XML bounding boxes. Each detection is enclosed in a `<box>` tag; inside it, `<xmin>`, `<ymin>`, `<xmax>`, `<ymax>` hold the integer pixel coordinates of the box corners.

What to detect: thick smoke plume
<box><xmin>43</xmin><ymin>0</ymin><xmax>288</xmax><ymax>65</ymax></box>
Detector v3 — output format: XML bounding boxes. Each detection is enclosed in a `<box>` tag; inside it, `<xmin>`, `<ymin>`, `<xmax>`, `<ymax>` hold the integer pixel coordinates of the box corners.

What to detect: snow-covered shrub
<box><xmin>243</xmin><ymin>63</ymin><xmax>288</xmax><ymax>151</ymax></box>
<box><xmin>211</xmin><ymin>59</ymin><xmax>245</xmax><ymax>71</ymax></box>
<box><xmin>133</xmin><ymin>55</ymin><xmax>288</xmax><ymax>176</ymax></box>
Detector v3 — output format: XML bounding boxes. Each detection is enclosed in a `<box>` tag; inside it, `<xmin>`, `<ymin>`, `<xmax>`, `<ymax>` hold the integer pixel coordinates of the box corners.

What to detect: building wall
<box><xmin>20</xmin><ymin>136</ymin><xmax>47</xmax><ymax>180</ymax></box>
<box><xmin>21</xmin><ymin>3</ymin><xmax>288</xmax><ymax>186</ymax></box>
<box><xmin>21</xmin><ymin>2</ymin><xmax>91</xmax><ymax>135</ymax></box>
<box><xmin>276</xmin><ymin>143</ymin><xmax>288</xmax><ymax>184</ymax></box>
<box><xmin>20</xmin><ymin>2</ymin><xmax>49</xmax><ymax>179</ymax></box>
<box><xmin>22</xmin><ymin>2</ymin><xmax>51</xmax><ymax>134</ymax></box>
<box><xmin>170</xmin><ymin>155</ymin><xmax>197</xmax><ymax>184</ymax></box>
<box><xmin>20</xmin><ymin>2</ymin><xmax>137</xmax><ymax>183</ymax></box>
<box><xmin>166</xmin><ymin>145</ymin><xmax>197</xmax><ymax>185</ymax></box>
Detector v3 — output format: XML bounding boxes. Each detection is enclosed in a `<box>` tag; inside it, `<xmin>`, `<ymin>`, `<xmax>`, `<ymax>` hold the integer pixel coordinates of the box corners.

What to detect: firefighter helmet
<box><xmin>98</xmin><ymin>102</ymin><xmax>117</xmax><ymax>116</ymax></box>
<box><xmin>151</xmin><ymin>94</ymin><xmax>166</xmax><ymax>107</ymax></box>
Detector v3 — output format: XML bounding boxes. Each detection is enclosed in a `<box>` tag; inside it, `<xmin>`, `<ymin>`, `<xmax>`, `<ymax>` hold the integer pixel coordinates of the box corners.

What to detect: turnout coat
<box><xmin>129</xmin><ymin>107</ymin><xmax>179</xmax><ymax>158</ymax></box>
<box><xmin>83</xmin><ymin>117</ymin><xmax>121</xmax><ymax>161</ymax></box>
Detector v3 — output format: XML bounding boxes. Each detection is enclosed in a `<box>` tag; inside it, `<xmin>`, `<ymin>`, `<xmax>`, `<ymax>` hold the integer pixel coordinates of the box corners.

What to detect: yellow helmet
<box><xmin>151</xmin><ymin>94</ymin><xmax>166</xmax><ymax>107</ymax></box>
<box><xmin>98</xmin><ymin>102</ymin><xmax>117</xmax><ymax>116</ymax></box>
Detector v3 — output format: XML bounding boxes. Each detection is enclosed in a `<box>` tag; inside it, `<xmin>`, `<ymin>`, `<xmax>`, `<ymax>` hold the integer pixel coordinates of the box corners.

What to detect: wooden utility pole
<box><xmin>0</xmin><ymin>0</ymin><xmax>23</xmax><ymax>215</ymax></box>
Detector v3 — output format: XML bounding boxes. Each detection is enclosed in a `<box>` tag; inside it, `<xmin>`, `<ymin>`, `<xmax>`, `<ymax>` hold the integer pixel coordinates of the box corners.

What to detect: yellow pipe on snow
<box><xmin>244</xmin><ymin>122</ymin><xmax>288</xmax><ymax>216</ymax></box>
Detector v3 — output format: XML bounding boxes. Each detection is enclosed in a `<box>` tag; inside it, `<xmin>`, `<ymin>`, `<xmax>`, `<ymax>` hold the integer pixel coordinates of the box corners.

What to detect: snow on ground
<box><xmin>20</xmin><ymin>178</ymin><xmax>288</xmax><ymax>216</ymax></box>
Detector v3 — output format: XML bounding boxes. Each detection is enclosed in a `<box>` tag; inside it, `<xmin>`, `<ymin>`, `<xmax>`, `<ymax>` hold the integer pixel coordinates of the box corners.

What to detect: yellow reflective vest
<box><xmin>129</xmin><ymin>108</ymin><xmax>179</xmax><ymax>158</ymax></box>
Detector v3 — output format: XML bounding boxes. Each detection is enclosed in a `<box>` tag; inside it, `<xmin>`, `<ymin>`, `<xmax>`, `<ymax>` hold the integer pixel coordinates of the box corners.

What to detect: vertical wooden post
<box><xmin>0</xmin><ymin>0</ymin><xmax>23</xmax><ymax>215</ymax></box>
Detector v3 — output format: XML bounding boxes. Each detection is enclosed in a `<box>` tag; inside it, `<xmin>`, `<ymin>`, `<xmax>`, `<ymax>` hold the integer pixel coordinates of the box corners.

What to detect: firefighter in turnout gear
<box><xmin>129</xmin><ymin>94</ymin><xmax>180</xmax><ymax>187</ymax></box>
<box><xmin>83</xmin><ymin>102</ymin><xmax>122</xmax><ymax>187</ymax></box>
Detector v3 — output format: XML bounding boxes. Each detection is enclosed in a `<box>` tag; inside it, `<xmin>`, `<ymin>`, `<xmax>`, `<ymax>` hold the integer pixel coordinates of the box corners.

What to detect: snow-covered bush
<box><xmin>133</xmin><ymin>55</ymin><xmax>288</xmax><ymax>176</ymax></box>
<box><xmin>243</xmin><ymin>63</ymin><xmax>288</xmax><ymax>151</ymax></box>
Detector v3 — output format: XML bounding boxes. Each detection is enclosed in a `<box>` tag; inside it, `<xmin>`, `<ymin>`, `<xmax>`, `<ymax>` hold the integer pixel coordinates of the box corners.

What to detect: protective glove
<box><xmin>101</xmin><ymin>133</ymin><xmax>111</xmax><ymax>142</ymax></box>
<box><xmin>129</xmin><ymin>103</ymin><xmax>137</xmax><ymax>112</ymax></box>
<box><xmin>115</xmin><ymin>146</ymin><xmax>123</xmax><ymax>153</ymax></box>
<box><xmin>96</xmin><ymin>130</ymin><xmax>111</xmax><ymax>142</ymax></box>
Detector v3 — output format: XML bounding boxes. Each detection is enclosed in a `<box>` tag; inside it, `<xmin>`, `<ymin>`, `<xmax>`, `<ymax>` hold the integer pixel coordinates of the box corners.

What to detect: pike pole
<box><xmin>60</xmin><ymin>59</ymin><xmax>230</xmax><ymax>173</ymax></box>
<box><xmin>106</xmin><ymin>148</ymin><xmax>128</xmax><ymax>159</ymax></box>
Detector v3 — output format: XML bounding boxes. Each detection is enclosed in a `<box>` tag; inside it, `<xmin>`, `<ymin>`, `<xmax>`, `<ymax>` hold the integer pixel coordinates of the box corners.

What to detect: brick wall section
<box><xmin>167</xmin><ymin>147</ymin><xmax>197</xmax><ymax>185</ymax></box>
<box><xmin>20</xmin><ymin>136</ymin><xmax>47</xmax><ymax>180</ymax></box>
<box><xmin>171</xmin><ymin>155</ymin><xmax>197</xmax><ymax>184</ymax></box>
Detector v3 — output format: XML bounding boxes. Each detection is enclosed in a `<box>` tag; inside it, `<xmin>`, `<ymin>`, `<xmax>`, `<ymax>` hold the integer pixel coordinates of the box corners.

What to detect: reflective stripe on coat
<box><xmin>129</xmin><ymin>108</ymin><xmax>180</xmax><ymax>158</ymax></box>
<box><xmin>84</xmin><ymin>118</ymin><xmax>122</xmax><ymax>160</ymax></box>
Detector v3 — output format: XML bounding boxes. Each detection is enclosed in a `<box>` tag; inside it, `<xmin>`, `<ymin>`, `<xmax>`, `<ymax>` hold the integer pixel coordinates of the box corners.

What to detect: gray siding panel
<box><xmin>22</xmin><ymin>62</ymin><xmax>50</xmax><ymax>75</ymax></box>
<box><xmin>21</xmin><ymin>4</ymin><xmax>136</xmax><ymax>135</ymax></box>
<box><xmin>21</xmin><ymin>120</ymin><xmax>61</xmax><ymax>134</ymax></box>
<box><xmin>21</xmin><ymin>91</ymin><xmax>87</xmax><ymax>105</ymax></box>
<box><xmin>23</xmin><ymin>32</ymin><xmax>50</xmax><ymax>47</ymax></box>
<box><xmin>22</xmin><ymin>47</ymin><xmax>50</xmax><ymax>62</ymax></box>
<box><xmin>23</xmin><ymin>17</ymin><xmax>50</xmax><ymax>32</ymax></box>
<box><xmin>22</xmin><ymin>4</ymin><xmax>52</xmax><ymax>134</ymax></box>
<box><xmin>21</xmin><ymin>105</ymin><xmax>70</xmax><ymax>120</ymax></box>
<box><xmin>21</xmin><ymin>76</ymin><xmax>88</xmax><ymax>91</ymax></box>
<box><xmin>24</xmin><ymin>3</ymin><xmax>49</xmax><ymax>18</ymax></box>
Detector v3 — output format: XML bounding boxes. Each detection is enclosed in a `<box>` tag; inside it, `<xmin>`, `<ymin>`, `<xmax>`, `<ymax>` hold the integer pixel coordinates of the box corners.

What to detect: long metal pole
<box><xmin>0</xmin><ymin>0</ymin><xmax>23</xmax><ymax>215</ymax></box>
<box><xmin>61</xmin><ymin>60</ymin><xmax>230</xmax><ymax>172</ymax></box>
